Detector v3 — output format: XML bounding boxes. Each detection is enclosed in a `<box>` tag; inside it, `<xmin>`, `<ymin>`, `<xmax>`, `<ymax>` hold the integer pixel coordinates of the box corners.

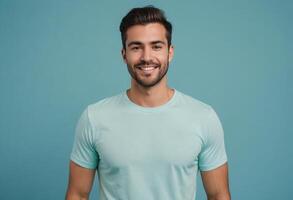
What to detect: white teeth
<box><xmin>142</xmin><ymin>67</ymin><xmax>155</xmax><ymax>71</ymax></box>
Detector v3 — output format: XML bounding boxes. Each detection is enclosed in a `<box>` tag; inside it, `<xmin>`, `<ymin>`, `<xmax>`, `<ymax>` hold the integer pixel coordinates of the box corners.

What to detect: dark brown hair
<box><xmin>119</xmin><ymin>5</ymin><xmax>172</xmax><ymax>50</ymax></box>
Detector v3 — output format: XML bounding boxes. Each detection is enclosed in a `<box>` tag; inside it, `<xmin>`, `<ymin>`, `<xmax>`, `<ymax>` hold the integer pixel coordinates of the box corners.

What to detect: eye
<box><xmin>131</xmin><ymin>46</ymin><xmax>140</xmax><ymax>51</ymax></box>
<box><xmin>153</xmin><ymin>45</ymin><xmax>162</xmax><ymax>50</ymax></box>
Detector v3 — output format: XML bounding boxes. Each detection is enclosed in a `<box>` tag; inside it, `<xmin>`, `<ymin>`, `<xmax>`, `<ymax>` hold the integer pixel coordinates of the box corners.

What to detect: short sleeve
<box><xmin>70</xmin><ymin>106</ymin><xmax>99</xmax><ymax>169</ymax></box>
<box><xmin>198</xmin><ymin>107</ymin><xmax>228</xmax><ymax>171</ymax></box>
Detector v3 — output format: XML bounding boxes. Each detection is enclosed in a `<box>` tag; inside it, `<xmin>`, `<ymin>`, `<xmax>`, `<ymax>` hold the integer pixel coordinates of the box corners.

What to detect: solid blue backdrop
<box><xmin>0</xmin><ymin>0</ymin><xmax>292</xmax><ymax>199</ymax></box>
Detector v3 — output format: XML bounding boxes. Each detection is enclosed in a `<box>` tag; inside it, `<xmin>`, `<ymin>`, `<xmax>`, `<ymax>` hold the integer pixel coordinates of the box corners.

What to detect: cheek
<box><xmin>157</xmin><ymin>53</ymin><xmax>169</xmax><ymax>63</ymax></box>
<box><xmin>126</xmin><ymin>53</ymin><xmax>141</xmax><ymax>64</ymax></box>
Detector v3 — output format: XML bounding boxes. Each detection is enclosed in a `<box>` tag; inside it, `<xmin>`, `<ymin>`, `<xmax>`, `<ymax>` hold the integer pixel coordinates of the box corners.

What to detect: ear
<box><xmin>168</xmin><ymin>45</ymin><xmax>174</xmax><ymax>62</ymax></box>
<box><xmin>121</xmin><ymin>48</ymin><xmax>127</xmax><ymax>63</ymax></box>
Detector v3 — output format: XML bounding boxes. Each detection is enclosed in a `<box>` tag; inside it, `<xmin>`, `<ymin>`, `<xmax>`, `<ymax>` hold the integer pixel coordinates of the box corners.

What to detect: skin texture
<box><xmin>65</xmin><ymin>161</ymin><xmax>96</xmax><ymax>200</ymax></box>
<box><xmin>201</xmin><ymin>163</ymin><xmax>231</xmax><ymax>200</ymax></box>
<box><xmin>65</xmin><ymin>22</ymin><xmax>231</xmax><ymax>200</ymax></box>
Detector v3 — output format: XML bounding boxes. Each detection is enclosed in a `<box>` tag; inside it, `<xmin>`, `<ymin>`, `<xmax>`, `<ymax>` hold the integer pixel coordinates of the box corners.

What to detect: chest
<box><xmin>94</xmin><ymin>112</ymin><xmax>203</xmax><ymax>169</ymax></box>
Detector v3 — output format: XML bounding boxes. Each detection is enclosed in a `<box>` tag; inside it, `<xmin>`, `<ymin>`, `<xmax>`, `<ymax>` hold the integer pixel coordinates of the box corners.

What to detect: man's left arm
<box><xmin>200</xmin><ymin>162</ymin><xmax>231</xmax><ymax>200</ymax></box>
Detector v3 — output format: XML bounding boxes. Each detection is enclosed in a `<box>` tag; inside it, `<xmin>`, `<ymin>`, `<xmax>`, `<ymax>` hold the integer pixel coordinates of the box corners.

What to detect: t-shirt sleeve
<box><xmin>198</xmin><ymin>106</ymin><xmax>228</xmax><ymax>171</ymax></box>
<box><xmin>70</xmin><ymin>106</ymin><xmax>99</xmax><ymax>169</ymax></box>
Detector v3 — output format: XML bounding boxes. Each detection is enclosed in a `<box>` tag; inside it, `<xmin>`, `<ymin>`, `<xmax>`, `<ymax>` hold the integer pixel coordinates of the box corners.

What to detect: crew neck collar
<box><xmin>123</xmin><ymin>88</ymin><xmax>178</xmax><ymax>113</ymax></box>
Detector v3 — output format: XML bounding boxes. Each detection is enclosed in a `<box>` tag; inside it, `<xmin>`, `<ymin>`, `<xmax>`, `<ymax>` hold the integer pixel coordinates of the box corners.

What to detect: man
<box><xmin>66</xmin><ymin>5</ymin><xmax>231</xmax><ymax>200</ymax></box>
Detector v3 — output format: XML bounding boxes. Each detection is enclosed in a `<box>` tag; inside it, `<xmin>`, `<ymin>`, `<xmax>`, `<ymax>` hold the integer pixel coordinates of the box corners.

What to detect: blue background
<box><xmin>0</xmin><ymin>0</ymin><xmax>292</xmax><ymax>199</ymax></box>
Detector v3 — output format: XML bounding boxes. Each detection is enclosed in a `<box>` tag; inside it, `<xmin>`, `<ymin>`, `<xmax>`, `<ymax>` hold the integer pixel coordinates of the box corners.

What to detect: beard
<box><xmin>126</xmin><ymin>58</ymin><xmax>170</xmax><ymax>88</ymax></box>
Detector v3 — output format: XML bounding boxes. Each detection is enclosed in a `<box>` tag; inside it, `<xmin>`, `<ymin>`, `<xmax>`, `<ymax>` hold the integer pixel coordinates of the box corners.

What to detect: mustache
<box><xmin>134</xmin><ymin>61</ymin><xmax>160</xmax><ymax>68</ymax></box>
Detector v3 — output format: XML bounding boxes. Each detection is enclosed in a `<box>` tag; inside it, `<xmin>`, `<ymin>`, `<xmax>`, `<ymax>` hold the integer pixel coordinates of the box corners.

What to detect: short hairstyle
<box><xmin>119</xmin><ymin>5</ymin><xmax>172</xmax><ymax>50</ymax></box>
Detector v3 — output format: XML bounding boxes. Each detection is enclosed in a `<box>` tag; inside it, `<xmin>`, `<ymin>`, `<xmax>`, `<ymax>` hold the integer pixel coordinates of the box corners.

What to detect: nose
<box><xmin>141</xmin><ymin>46</ymin><xmax>152</xmax><ymax>62</ymax></box>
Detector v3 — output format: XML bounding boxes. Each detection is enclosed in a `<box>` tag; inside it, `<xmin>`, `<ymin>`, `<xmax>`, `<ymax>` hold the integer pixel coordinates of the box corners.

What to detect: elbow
<box><xmin>65</xmin><ymin>190</ymin><xmax>90</xmax><ymax>200</ymax></box>
<box><xmin>208</xmin><ymin>193</ymin><xmax>231</xmax><ymax>200</ymax></box>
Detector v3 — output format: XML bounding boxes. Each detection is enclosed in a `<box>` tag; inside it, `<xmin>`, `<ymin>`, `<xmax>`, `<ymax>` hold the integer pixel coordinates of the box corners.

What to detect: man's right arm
<box><xmin>65</xmin><ymin>160</ymin><xmax>96</xmax><ymax>200</ymax></box>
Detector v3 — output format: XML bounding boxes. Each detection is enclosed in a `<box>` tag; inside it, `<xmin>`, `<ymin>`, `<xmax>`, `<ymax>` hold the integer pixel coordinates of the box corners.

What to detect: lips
<box><xmin>137</xmin><ymin>66</ymin><xmax>158</xmax><ymax>75</ymax></box>
<box><xmin>137</xmin><ymin>65</ymin><xmax>159</xmax><ymax>70</ymax></box>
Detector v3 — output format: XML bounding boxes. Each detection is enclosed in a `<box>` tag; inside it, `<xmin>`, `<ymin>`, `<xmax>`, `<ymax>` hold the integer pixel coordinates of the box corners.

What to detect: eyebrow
<box><xmin>127</xmin><ymin>40</ymin><xmax>166</xmax><ymax>47</ymax></box>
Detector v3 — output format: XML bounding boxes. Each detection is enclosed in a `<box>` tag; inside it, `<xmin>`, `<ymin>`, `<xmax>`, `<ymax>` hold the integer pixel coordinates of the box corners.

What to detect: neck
<box><xmin>127</xmin><ymin>77</ymin><xmax>174</xmax><ymax>107</ymax></box>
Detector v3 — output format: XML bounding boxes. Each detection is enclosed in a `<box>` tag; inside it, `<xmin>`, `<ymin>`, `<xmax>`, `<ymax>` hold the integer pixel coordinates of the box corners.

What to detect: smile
<box><xmin>138</xmin><ymin>66</ymin><xmax>158</xmax><ymax>74</ymax></box>
<box><xmin>137</xmin><ymin>65</ymin><xmax>159</xmax><ymax>71</ymax></box>
<box><xmin>141</xmin><ymin>67</ymin><xmax>155</xmax><ymax>71</ymax></box>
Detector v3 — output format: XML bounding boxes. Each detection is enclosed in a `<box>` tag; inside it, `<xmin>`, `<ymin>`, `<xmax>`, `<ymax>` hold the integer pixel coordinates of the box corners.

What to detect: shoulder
<box><xmin>88</xmin><ymin>92</ymin><xmax>123</xmax><ymax>111</ymax></box>
<box><xmin>176</xmin><ymin>90</ymin><xmax>214</xmax><ymax>117</ymax></box>
<box><xmin>84</xmin><ymin>92</ymin><xmax>124</xmax><ymax>122</ymax></box>
<box><xmin>175</xmin><ymin>90</ymin><xmax>223</xmax><ymax>134</ymax></box>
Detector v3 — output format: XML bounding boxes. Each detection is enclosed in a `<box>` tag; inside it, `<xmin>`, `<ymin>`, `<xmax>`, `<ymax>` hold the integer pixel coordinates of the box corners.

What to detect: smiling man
<box><xmin>124</xmin><ymin>22</ymin><xmax>171</xmax><ymax>89</ymax></box>
<box><xmin>66</xmin><ymin>5</ymin><xmax>231</xmax><ymax>200</ymax></box>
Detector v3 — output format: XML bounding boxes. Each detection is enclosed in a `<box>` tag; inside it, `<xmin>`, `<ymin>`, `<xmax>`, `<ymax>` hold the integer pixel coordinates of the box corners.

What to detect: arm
<box><xmin>200</xmin><ymin>162</ymin><xmax>231</xmax><ymax>200</ymax></box>
<box><xmin>65</xmin><ymin>161</ymin><xmax>96</xmax><ymax>200</ymax></box>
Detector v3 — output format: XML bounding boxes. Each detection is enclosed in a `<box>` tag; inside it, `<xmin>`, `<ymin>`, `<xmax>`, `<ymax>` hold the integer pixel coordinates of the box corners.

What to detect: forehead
<box><xmin>125</xmin><ymin>23</ymin><xmax>167</xmax><ymax>45</ymax></box>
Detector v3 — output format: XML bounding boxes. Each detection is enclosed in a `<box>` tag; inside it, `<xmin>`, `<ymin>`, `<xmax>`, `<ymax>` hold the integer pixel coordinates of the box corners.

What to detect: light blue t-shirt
<box><xmin>70</xmin><ymin>88</ymin><xmax>228</xmax><ymax>200</ymax></box>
